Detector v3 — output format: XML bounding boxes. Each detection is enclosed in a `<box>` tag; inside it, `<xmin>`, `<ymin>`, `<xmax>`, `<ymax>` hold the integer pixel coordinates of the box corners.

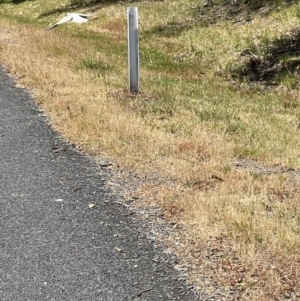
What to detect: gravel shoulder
<box><xmin>0</xmin><ymin>65</ymin><xmax>199</xmax><ymax>301</ymax></box>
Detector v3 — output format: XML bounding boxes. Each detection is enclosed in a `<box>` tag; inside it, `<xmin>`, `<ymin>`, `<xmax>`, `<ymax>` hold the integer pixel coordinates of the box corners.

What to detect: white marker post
<box><xmin>127</xmin><ymin>7</ymin><xmax>139</xmax><ymax>93</ymax></box>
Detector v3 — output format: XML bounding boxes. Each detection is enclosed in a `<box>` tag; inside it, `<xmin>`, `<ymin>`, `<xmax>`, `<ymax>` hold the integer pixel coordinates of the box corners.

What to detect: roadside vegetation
<box><xmin>1</xmin><ymin>0</ymin><xmax>300</xmax><ymax>299</ymax></box>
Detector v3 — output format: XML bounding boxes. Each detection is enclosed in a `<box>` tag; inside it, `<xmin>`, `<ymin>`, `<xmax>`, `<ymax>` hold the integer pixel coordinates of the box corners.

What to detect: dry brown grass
<box><xmin>1</xmin><ymin>0</ymin><xmax>300</xmax><ymax>299</ymax></box>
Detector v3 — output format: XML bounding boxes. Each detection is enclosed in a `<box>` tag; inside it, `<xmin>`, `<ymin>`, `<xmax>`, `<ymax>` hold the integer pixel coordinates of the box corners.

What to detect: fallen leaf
<box><xmin>211</xmin><ymin>175</ymin><xmax>224</xmax><ymax>182</ymax></box>
<box><xmin>51</xmin><ymin>146</ymin><xmax>65</xmax><ymax>153</ymax></box>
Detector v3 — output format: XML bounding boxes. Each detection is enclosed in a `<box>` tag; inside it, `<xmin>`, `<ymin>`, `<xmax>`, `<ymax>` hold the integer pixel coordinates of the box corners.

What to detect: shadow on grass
<box><xmin>39</xmin><ymin>0</ymin><xmax>163</xmax><ymax>18</ymax></box>
<box><xmin>143</xmin><ymin>20</ymin><xmax>193</xmax><ymax>38</ymax></box>
<box><xmin>0</xmin><ymin>0</ymin><xmax>35</xmax><ymax>3</ymax></box>
<box><xmin>143</xmin><ymin>0</ymin><xmax>299</xmax><ymax>40</ymax></box>
<box><xmin>231</xmin><ymin>27</ymin><xmax>300</xmax><ymax>88</ymax></box>
<box><xmin>191</xmin><ymin>0</ymin><xmax>298</xmax><ymax>26</ymax></box>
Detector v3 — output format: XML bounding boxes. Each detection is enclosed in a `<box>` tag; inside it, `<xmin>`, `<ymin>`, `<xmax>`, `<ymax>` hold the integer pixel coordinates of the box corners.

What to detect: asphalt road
<box><xmin>0</xmin><ymin>65</ymin><xmax>199</xmax><ymax>301</ymax></box>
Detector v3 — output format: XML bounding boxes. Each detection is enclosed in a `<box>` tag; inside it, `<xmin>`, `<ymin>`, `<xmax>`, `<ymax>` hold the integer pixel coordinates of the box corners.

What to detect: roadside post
<box><xmin>127</xmin><ymin>7</ymin><xmax>139</xmax><ymax>93</ymax></box>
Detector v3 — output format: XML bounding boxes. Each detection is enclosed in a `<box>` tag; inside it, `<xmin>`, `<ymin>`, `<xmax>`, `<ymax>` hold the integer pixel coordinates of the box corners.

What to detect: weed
<box><xmin>82</xmin><ymin>55</ymin><xmax>111</xmax><ymax>72</ymax></box>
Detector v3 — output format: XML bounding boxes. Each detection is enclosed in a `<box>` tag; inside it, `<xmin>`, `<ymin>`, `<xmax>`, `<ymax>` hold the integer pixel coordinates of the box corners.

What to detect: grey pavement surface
<box><xmin>0</xmin><ymin>65</ymin><xmax>199</xmax><ymax>301</ymax></box>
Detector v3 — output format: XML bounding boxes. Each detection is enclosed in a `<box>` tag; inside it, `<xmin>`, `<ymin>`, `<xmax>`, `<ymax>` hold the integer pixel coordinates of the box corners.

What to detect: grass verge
<box><xmin>1</xmin><ymin>0</ymin><xmax>300</xmax><ymax>299</ymax></box>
